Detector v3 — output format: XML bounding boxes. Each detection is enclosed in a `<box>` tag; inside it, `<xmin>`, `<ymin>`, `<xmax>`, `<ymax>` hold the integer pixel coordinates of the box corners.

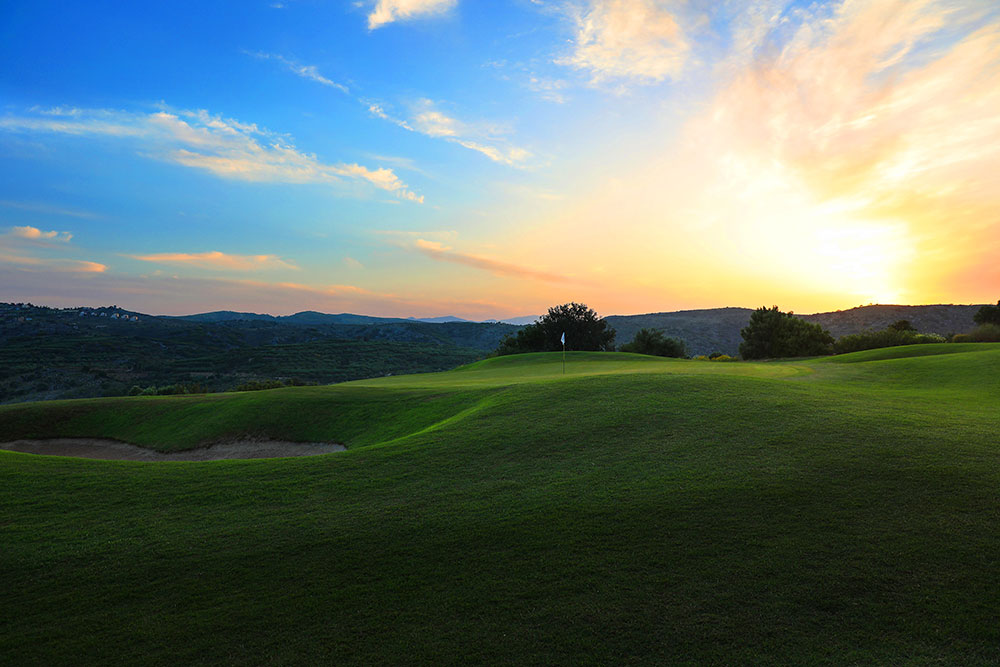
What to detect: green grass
<box><xmin>3</xmin><ymin>345</ymin><xmax>1000</xmax><ymax>664</ymax></box>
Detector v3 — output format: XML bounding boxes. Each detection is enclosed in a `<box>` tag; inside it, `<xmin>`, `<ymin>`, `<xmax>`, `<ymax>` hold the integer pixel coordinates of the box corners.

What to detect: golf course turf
<box><xmin>2</xmin><ymin>345</ymin><xmax>1000</xmax><ymax>664</ymax></box>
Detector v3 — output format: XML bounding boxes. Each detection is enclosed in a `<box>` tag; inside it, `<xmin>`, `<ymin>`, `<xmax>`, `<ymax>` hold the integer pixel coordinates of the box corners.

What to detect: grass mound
<box><xmin>816</xmin><ymin>341</ymin><xmax>998</xmax><ymax>363</ymax></box>
<box><xmin>3</xmin><ymin>345</ymin><xmax>1000</xmax><ymax>664</ymax></box>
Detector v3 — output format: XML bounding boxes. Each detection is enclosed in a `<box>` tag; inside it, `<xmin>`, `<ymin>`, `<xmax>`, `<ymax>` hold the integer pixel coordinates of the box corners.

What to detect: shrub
<box><xmin>619</xmin><ymin>328</ymin><xmax>686</xmax><ymax>357</ymax></box>
<box><xmin>974</xmin><ymin>301</ymin><xmax>1000</xmax><ymax>326</ymax></box>
<box><xmin>739</xmin><ymin>306</ymin><xmax>834</xmax><ymax>359</ymax></box>
<box><xmin>231</xmin><ymin>379</ymin><xmax>302</xmax><ymax>392</ymax></box>
<box><xmin>834</xmin><ymin>328</ymin><xmax>945</xmax><ymax>354</ymax></box>
<box><xmin>888</xmin><ymin>319</ymin><xmax>916</xmax><ymax>332</ymax></box>
<box><xmin>954</xmin><ymin>323</ymin><xmax>1000</xmax><ymax>343</ymax></box>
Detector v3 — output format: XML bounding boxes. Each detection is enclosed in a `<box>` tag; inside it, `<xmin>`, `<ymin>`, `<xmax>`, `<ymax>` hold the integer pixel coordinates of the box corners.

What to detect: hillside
<box><xmin>799</xmin><ymin>303</ymin><xmax>983</xmax><ymax>337</ymax></box>
<box><xmin>2</xmin><ymin>346</ymin><xmax>1000</xmax><ymax>663</ymax></box>
<box><xmin>606</xmin><ymin>307</ymin><xmax>754</xmax><ymax>355</ymax></box>
<box><xmin>607</xmin><ymin>304</ymin><xmax>984</xmax><ymax>355</ymax></box>
<box><xmin>0</xmin><ymin>303</ymin><xmax>516</xmax><ymax>403</ymax></box>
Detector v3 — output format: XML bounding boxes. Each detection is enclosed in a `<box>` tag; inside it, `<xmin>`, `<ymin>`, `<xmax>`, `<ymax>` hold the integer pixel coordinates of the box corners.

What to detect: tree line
<box><xmin>494</xmin><ymin>300</ymin><xmax>1000</xmax><ymax>361</ymax></box>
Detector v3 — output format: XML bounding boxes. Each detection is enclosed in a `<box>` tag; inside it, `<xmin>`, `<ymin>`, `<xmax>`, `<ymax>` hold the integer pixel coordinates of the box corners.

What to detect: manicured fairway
<box><xmin>3</xmin><ymin>345</ymin><xmax>1000</xmax><ymax>664</ymax></box>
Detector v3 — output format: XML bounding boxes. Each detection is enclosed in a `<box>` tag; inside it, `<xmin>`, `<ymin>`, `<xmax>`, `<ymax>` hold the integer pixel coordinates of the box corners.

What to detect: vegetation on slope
<box><xmin>0</xmin><ymin>303</ymin><xmax>503</xmax><ymax>403</ymax></box>
<box><xmin>3</xmin><ymin>345</ymin><xmax>1000</xmax><ymax>664</ymax></box>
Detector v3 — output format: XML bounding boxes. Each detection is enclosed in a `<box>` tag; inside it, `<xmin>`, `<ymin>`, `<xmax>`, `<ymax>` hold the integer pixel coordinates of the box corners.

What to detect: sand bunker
<box><xmin>0</xmin><ymin>438</ymin><xmax>345</xmax><ymax>461</ymax></box>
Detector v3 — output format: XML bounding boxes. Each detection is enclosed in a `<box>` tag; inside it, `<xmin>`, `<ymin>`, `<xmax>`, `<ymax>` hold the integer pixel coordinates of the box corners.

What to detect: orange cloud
<box><xmin>129</xmin><ymin>251</ymin><xmax>298</xmax><ymax>271</ymax></box>
<box><xmin>8</xmin><ymin>225</ymin><xmax>73</xmax><ymax>242</ymax></box>
<box><xmin>0</xmin><ymin>252</ymin><xmax>105</xmax><ymax>273</ymax></box>
<box><xmin>413</xmin><ymin>239</ymin><xmax>581</xmax><ymax>284</ymax></box>
<box><xmin>367</xmin><ymin>0</ymin><xmax>456</xmax><ymax>30</ymax></box>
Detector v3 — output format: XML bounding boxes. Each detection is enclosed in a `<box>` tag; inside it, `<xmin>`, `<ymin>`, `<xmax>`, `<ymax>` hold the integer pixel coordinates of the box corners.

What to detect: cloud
<box><xmin>412</xmin><ymin>239</ymin><xmax>577</xmax><ymax>283</ymax></box>
<box><xmin>248</xmin><ymin>52</ymin><xmax>349</xmax><ymax>93</ymax></box>
<box><xmin>129</xmin><ymin>251</ymin><xmax>298</xmax><ymax>271</ymax></box>
<box><xmin>557</xmin><ymin>0</ymin><xmax>691</xmax><ymax>84</ymax></box>
<box><xmin>0</xmin><ymin>252</ymin><xmax>105</xmax><ymax>273</ymax></box>
<box><xmin>367</xmin><ymin>0</ymin><xmax>457</xmax><ymax>30</ymax></box>
<box><xmin>542</xmin><ymin>0</ymin><xmax>1000</xmax><ymax>308</ymax></box>
<box><xmin>688</xmin><ymin>0</ymin><xmax>1000</xmax><ymax>295</ymax></box>
<box><xmin>8</xmin><ymin>225</ymin><xmax>73</xmax><ymax>242</ymax></box>
<box><xmin>0</xmin><ymin>106</ymin><xmax>423</xmax><ymax>203</ymax></box>
<box><xmin>368</xmin><ymin>99</ymin><xmax>531</xmax><ymax>166</ymax></box>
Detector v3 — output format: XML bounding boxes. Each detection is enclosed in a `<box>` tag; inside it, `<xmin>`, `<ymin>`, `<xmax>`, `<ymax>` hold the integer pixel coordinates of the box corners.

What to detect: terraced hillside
<box><xmin>2</xmin><ymin>345</ymin><xmax>1000</xmax><ymax>664</ymax></box>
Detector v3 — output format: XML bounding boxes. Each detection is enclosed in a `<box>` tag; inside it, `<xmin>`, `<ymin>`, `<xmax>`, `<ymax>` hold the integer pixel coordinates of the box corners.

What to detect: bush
<box><xmin>496</xmin><ymin>303</ymin><xmax>615</xmax><ymax>355</ymax></box>
<box><xmin>834</xmin><ymin>328</ymin><xmax>945</xmax><ymax>354</ymax></box>
<box><xmin>619</xmin><ymin>328</ymin><xmax>686</xmax><ymax>358</ymax></box>
<box><xmin>888</xmin><ymin>319</ymin><xmax>916</xmax><ymax>332</ymax></box>
<box><xmin>974</xmin><ymin>301</ymin><xmax>1000</xmax><ymax>326</ymax></box>
<box><xmin>231</xmin><ymin>379</ymin><xmax>304</xmax><ymax>392</ymax></box>
<box><xmin>739</xmin><ymin>306</ymin><xmax>834</xmax><ymax>359</ymax></box>
<box><xmin>953</xmin><ymin>324</ymin><xmax>1000</xmax><ymax>343</ymax></box>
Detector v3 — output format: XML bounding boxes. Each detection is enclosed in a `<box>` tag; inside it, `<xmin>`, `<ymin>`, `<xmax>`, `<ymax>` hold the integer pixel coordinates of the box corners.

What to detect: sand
<box><xmin>0</xmin><ymin>438</ymin><xmax>345</xmax><ymax>461</ymax></box>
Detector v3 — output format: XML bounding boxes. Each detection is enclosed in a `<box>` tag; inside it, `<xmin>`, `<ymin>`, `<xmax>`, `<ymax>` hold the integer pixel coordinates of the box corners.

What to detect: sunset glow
<box><xmin>1</xmin><ymin>0</ymin><xmax>998</xmax><ymax>317</ymax></box>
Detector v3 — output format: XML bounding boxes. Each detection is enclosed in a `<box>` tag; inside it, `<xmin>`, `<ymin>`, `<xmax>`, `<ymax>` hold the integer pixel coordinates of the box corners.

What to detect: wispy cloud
<box><xmin>368</xmin><ymin>99</ymin><xmax>531</xmax><ymax>166</ymax></box>
<box><xmin>129</xmin><ymin>250</ymin><xmax>298</xmax><ymax>271</ymax></box>
<box><xmin>556</xmin><ymin>0</ymin><xmax>691</xmax><ymax>85</ymax></box>
<box><xmin>0</xmin><ymin>252</ymin><xmax>105</xmax><ymax>273</ymax></box>
<box><xmin>0</xmin><ymin>106</ymin><xmax>423</xmax><ymax>203</ymax></box>
<box><xmin>412</xmin><ymin>239</ymin><xmax>576</xmax><ymax>283</ymax></box>
<box><xmin>8</xmin><ymin>225</ymin><xmax>73</xmax><ymax>243</ymax></box>
<box><xmin>247</xmin><ymin>52</ymin><xmax>349</xmax><ymax>93</ymax></box>
<box><xmin>367</xmin><ymin>0</ymin><xmax>457</xmax><ymax>30</ymax></box>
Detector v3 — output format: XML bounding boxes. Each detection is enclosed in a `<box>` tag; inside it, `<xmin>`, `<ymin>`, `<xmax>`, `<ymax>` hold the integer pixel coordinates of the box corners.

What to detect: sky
<box><xmin>1</xmin><ymin>0</ymin><xmax>998</xmax><ymax>319</ymax></box>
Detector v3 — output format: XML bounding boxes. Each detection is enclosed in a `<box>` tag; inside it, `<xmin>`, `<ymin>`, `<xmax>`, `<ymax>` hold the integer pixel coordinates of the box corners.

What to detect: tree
<box><xmin>619</xmin><ymin>328</ymin><xmax>686</xmax><ymax>357</ymax></box>
<box><xmin>739</xmin><ymin>306</ymin><xmax>834</xmax><ymax>360</ymax></box>
<box><xmin>495</xmin><ymin>302</ymin><xmax>615</xmax><ymax>355</ymax></box>
<box><xmin>887</xmin><ymin>319</ymin><xmax>915</xmax><ymax>332</ymax></box>
<box><xmin>974</xmin><ymin>300</ymin><xmax>1000</xmax><ymax>326</ymax></box>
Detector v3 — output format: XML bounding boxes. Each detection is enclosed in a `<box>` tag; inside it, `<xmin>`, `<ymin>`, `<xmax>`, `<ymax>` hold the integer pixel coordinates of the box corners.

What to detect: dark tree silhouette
<box><xmin>973</xmin><ymin>300</ymin><xmax>1000</xmax><ymax>326</ymax></box>
<box><xmin>496</xmin><ymin>302</ymin><xmax>615</xmax><ymax>355</ymax></box>
<box><xmin>739</xmin><ymin>306</ymin><xmax>834</xmax><ymax>359</ymax></box>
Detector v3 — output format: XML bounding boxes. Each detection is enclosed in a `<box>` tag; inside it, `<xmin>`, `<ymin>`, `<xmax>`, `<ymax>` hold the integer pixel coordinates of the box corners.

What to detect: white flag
<box><xmin>560</xmin><ymin>331</ymin><xmax>565</xmax><ymax>345</ymax></box>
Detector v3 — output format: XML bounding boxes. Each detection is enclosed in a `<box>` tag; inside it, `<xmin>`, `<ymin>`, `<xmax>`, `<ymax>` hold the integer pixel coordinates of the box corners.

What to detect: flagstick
<box><xmin>562</xmin><ymin>341</ymin><xmax>566</xmax><ymax>374</ymax></box>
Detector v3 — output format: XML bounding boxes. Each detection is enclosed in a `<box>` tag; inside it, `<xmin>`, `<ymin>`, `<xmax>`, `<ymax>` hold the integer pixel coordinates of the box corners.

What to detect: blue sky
<box><xmin>2</xmin><ymin>1</ymin><xmax>999</xmax><ymax>318</ymax></box>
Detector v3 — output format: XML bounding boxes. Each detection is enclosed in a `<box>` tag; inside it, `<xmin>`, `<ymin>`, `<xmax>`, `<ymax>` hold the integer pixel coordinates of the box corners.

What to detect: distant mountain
<box><xmin>176</xmin><ymin>311</ymin><xmax>409</xmax><ymax>325</ymax></box>
<box><xmin>408</xmin><ymin>316</ymin><xmax>471</xmax><ymax>323</ymax></box>
<box><xmin>177</xmin><ymin>310</ymin><xmax>530</xmax><ymax>325</ymax></box>
<box><xmin>173</xmin><ymin>310</ymin><xmax>277</xmax><ymax>322</ymax></box>
<box><xmin>496</xmin><ymin>315</ymin><xmax>540</xmax><ymax>325</ymax></box>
